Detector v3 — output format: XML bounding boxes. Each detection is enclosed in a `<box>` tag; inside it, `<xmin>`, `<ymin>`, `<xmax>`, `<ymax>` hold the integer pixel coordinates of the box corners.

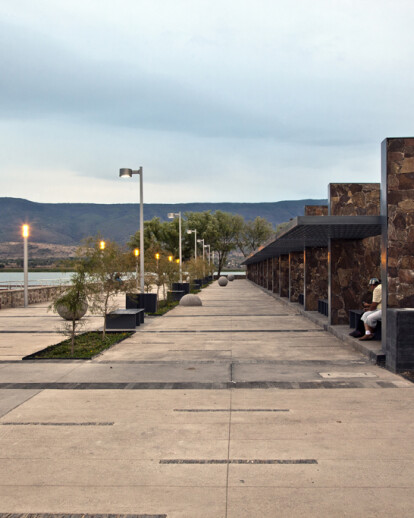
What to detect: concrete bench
<box><xmin>318</xmin><ymin>299</ymin><xmax>328</xmax><ymax>317</ymax></box>
<box><xmin>106</xmin><ymin>308</ymin><xmax>145</xmax><ymax>330</ymax></box>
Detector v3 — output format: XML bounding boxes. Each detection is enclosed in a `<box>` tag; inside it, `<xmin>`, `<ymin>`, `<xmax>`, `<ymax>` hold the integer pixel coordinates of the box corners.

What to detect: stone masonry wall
<box><xmin>329</xmin><ymin>183</ymin><xmax>380</xmax><ymax>215</ymax></box>
<box><xmin>279</xmin><ymin>255</ymin><xmax>289</xmax><ymax>297</ymax></box>
<box><xmin>304</xmin><ymin>247</ymin><xmax>328</xmax><ymax>311</ymax></box>
<box><xmin>305</xmin><ymin>205</ymin><xmax>328</xmax><ymax>216</ymax></box>
<box><xmin>330</xmin><ymin>236</ymin><xmax>381</xmax><ymax>324</ymax></box>
<box><xmin>289</xmin><ymin>252</ymin><xmax>304</xmax><ymax>302</ymax></box>
<box><xmin>272</xmin><ymin>256</ymin><xmax>280</xmax><ymax>293</ymax></box>
<box><xmin>382</xmin><ymin>138</ymin><xmax>414</xmax><ymax>308</ymax></box>
<box><xmin>0</xmin><ymin>285</ymin><xmax>66</xmax><ymax>310</ymax></box>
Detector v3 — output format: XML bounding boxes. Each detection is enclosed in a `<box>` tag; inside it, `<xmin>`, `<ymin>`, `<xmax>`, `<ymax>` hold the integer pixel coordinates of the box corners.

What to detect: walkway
<box><xmin>0</xmin><ymin>280</ymin><xmax>413</xmax><ymax>517</ymax></box>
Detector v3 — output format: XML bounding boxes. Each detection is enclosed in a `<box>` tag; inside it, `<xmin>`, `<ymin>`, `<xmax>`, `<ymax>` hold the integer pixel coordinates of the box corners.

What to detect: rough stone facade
<box><xmin>328</xmin><ymin>182</ymin><xmax>381</xmax><ymax>325</ymax></box>
<box><xmin>305</xmin><ymin>205</ymin><xmax>328</xmax><ymax>216</ymax></box>
<box><xmin>304</xmin><ymin>247</ymin><xmax>328</xmax><ymax>311</ymax></box>
<box><xmin>382</xmin><ymin>138</ymin><xmax>414</xmax><ymax>308</ymax></box>
<box><xmin>289</xmin><ymin>252</ymin><xmax>304</xmax><ymax>302</ymax></box>
<box><xmin>329</xmin><ymin>236</ymin><xmax>381</xmax><ymax>325</ymax></box>
<box><xmin>0</xmin><ymin>285</ymin><xmax>65</xmax><ymax>310</ymax></box>
<box><xmin>329</xmin><ymin>183</ymin><xmax>380</xmax><ymax>216</ymax></box>
<box><xmin>272</xmin><ymin>256</ymin><xmax>280</xmax><ymax>293</ymax></box>
<box><xmin>279</xmin><ymin>255</ymin><xmax>289</xmax><ymax>297</ymax></box>
<box><xmin>381</xmin><ymin>138</ymin><xmax>414</xmax><ymax>370</ymax></box>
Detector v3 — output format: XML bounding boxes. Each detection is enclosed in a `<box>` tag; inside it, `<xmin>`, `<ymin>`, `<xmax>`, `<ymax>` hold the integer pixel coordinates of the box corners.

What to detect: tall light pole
<box><xmin>187</xmin><ymin>229</ymin><xmax>197</xmax><ymax>259</ymax></box>
<box><xmin>119</xmin><ymin>167</ymin><xmax>144</xmax><ymax>293</ymax></box>
<box><xmin>197</xmin><ymin>238</ymin><xmax>205</xmax><ymax>261</ymax></box>
<box><xmin>168</xmin><ymin>212</ymin><xmax>182</xmax><ymax>282</ymax></box>
<box><xmin>22</xmin><ymin>224</ymin><xmax>29</xmax><ymax>308</ymax></box>
<box><xmin>204</xmin><ymin>244</ymin><xmax>211</xmax><ymax>264</ymax></box>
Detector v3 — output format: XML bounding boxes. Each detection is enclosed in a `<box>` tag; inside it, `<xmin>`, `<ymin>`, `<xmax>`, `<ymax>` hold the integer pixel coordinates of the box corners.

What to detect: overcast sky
<box><xmin>1</xmin><ymin>0</ymin><xmax>413</xmax><ymax>204</ymax></box>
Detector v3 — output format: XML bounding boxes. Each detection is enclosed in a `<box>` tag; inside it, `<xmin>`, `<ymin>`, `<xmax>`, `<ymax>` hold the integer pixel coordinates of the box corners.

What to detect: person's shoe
<box><xmin>359</xmin><ymin>334</ymin><xmax>374</xmax><ymax>341</ymax></box>
<box><xmin>349</xmin><ymin>330</ymin><xmax>362</xmax><ymax>338</ymax></box>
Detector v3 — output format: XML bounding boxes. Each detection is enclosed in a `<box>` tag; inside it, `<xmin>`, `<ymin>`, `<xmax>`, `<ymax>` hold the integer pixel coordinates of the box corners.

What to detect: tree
<box><xmin>51</xmin><ymin>263</ymin><xmax>89</xmax><ymax>356</ymax></box>
<box><xmin>236</xmin><ymin>217</ymin><xmax>274</xmax><ymax>258</ymax></box>
<box><xmin>82</xmin><ymin>238</ymin><xmax>134</xmax><ymax>339</ymax></box>
<box><xmin>208</xmin><ymin>211</ymin><xmax>244</xmax><ymax>277</ymax></box>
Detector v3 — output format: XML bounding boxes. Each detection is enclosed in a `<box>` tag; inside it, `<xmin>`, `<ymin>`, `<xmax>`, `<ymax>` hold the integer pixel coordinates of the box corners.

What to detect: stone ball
<box><xmin>56</xmin><ymin>300</ymin><xmax>88</xmax><ymax>321</ymax></box>
<box><xmin>227</xmin><ymin>274</ymin><xmax>235</xmax><ymax>281</ymax></box>
<box><xmin>218</xmin><ymin>276</ymin><xmax>228</xmax><ymax>287</ymax></box>
<box><xmin>179</xmin><ymin>294</ymin><xmax>202</xmax><ymax>306</ymax></box>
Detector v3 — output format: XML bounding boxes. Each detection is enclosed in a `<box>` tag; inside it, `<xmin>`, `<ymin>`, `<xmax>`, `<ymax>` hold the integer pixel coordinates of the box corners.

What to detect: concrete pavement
<box><xmin>0</xmin><ymin>280</ymin><xmax>413</xmax><ymax>517</ymax></box>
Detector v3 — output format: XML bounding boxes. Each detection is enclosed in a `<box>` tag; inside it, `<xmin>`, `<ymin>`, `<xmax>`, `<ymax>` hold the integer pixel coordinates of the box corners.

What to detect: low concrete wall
<box><xmin>0</xmin><ymin>285</ymin><xmax>67</xmax><ymax>309</ymax></box>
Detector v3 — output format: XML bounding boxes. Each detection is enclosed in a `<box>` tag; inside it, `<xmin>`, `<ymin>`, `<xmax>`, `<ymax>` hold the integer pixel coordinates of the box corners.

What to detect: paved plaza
<box><xmin>0</xmin><ymin>280</ymin><xmax>413</xmax><ymax>517</ymax></box>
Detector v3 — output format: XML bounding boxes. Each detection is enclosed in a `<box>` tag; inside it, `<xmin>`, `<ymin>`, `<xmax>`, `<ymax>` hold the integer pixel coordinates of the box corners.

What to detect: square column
<box><xmin>328</xmin><ymin>183</ymin><xmax>381</xmax><ymax>325</ymax></box>
<box><xmin>279</xmin><ymin>254</ymin><xmax>289</xmax><ymax>297</ymax></box>
<box><xmin>381</xmin><ymin>138</ymin><xmax>414</xmax><ymax>371</ymax></box>
<box><xmin>304</xmin><ymin>247</ymin><xmax>328</xmax><ymax>311</ymax></box>
<box><xmin>289</xmin><ymin>251</ymin><xmax>304</xmax><ymax>302</ymax></box>
<box><xmin>272</xmin><ymin>256</ymin><xmax>280</xmax><ymax>293</ymax></box>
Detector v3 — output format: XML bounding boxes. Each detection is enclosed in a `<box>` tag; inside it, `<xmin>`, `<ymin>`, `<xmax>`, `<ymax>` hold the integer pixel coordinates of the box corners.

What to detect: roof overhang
<box><xmin>242</xmin><ymin>215</ymin><xmax>383</xmax><ymax>265</ymax></box>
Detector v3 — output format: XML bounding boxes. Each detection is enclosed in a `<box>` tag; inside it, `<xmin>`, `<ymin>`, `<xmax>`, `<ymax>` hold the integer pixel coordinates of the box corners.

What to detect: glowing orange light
<box><xmin>22</xmin><ymin>224</ymin><xmax>29</xmax><ymax>238</ymax></box>
<box><xmin>175</xmin><ymin>259</ymin><xmax>180</xmax><ymax>264</ymax></box>
<box><xmin>99</xmin><ymin>240</ymin><xmax>106</xmax><ymax>250</ymax></box>
<box><xmin>134</xmin><ymin>248</ymin><xmax>140</xmax><ymax>257</ymax></box>
<box><xmin>168</xmin><ymin>255</ymin><xmax>173</xmax><ymax>262</ymax></box>
<box><xmin>155</xmin><ymin>253</ymin><xmax>160</xmax><ymax>260</ymax></box>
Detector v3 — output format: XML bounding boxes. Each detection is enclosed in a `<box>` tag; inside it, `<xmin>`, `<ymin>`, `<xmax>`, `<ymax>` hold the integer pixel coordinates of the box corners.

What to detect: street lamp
<box><xmin>99</xmin><ymin>240</ymin><xmax>106</xmax><ymax>250</ymax></box>
<box><xmin>204</xmin><ymin>244</ymin><xmax>211</xmax><ymax>264</ymax></box>
<box><xmin>22</xmin><ymin>224</ymin><xmax>29</xmax><ymax>308</ymax></box>
<box><xmin>134</xmin><ymin>248</ymin><xmax>140</xmax><ymax>289</ymax></box>
<box><xmin>167</xmin><ymin>212</ymin><xmax>182</xmax><ymax>282</ymax></box>
<box><xmin>187</xmin><ymin>229</ymin><xmax>197</xmax><ymax>259</ymax></box>
<box><xmin>197</xmin><ymin>238</ymin><xmax>205</xmax><ymax>261</ymax></box>
<box><xmin>119</xmin><ymin>167</ymin><xmax>144</xmax><ymax>293</ymax></box>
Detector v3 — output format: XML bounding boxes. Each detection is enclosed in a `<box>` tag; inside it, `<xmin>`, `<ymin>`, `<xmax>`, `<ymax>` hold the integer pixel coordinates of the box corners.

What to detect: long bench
<box><xmin>106</xmin><ymin>308</ymin><xmax>145</xmax><ymax>330</ymax></box>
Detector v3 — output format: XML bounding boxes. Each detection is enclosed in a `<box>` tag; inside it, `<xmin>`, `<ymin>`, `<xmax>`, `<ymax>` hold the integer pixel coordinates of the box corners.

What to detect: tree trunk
<box><xmin>71</xmin><ymin>320</ymin><xmax>75</xmax><ymax>356</ymax></box>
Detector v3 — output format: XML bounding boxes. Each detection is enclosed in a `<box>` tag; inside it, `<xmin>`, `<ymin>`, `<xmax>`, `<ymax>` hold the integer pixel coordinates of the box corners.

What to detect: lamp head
<box><xmin>134</xmin><ymin>248</ymin><xmax>140</xmax><ymax>257</ymax></box>
<box><xmin>119</xmin><ymin>168</ymin><xmax>133</xmax><ymax>178</ymax></box>
<box><xmin>167</xmin><ymin>213</ymin><xmax>175</xmax><ymax>219</ymax></box>
<box><xmin>99</xmin><ymin>240</ymin><xmax>106</xmax><ymax>250</ymax></box>
<box><xmin>155</xmin><ymin>253</ymin><xmax>160</xmax><ymax>260</ymax></box>
<box><xmin>22</xmin><ymin>224</ymin><xmax>29</xmax><ymax>238</ymax></box>
<box><xmin>168</xmin><ymin>255</ymin><xmax>173</xmax><ymax>262</ymax></box>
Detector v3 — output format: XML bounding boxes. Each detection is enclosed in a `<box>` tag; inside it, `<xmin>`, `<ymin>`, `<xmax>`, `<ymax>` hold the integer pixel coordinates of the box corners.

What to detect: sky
<box><xmin>1</xmin><ymin>0</ymin><xmax>414</xmax><ymax>204</ymax></box>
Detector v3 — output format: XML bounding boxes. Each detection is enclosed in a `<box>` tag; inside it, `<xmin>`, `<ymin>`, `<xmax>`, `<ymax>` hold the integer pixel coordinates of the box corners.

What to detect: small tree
<box><xmin>51</xmin><ymin>264</ymin><xmax>89</xmax><ymax>356</ymax></box>
<box><xmin>82</xmin><ymin>238</ymin><xmax>135</xmax><ymax>339</ymax></box>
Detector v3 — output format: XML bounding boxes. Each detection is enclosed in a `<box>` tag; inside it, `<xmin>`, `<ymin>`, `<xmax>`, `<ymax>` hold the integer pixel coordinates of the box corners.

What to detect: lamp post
<box><xmin>134</xmin><ymin>248</ymin><xmax>140</xmax><ymax>289</ymax></box>
<box><xmin>197</xmin><ymin>239</ymin><xmax>205</xmax><ymax>261</ymax></box>
<box><xmin>187</xmin><ymin>229</ymin><xmax>197</xmax><ymax>259</ymax></box>
<box><xmin>204</xmin><ymin>244</ymin><xmax>211</xmax><ymax>264</ymax></box>
<box><xmin>168</xmin><ymin>212</ymin><xmax>182</xmax><ymax>282</ymax></box>
<box><xmin>119</xmin><ymin>167</ymin><xmax>144</xmax><ymax>293</ymax></box>
<box><xmin>22</xmin><ymin>224</ymin><xmax>29</xmax><ymax>308</ymax></box>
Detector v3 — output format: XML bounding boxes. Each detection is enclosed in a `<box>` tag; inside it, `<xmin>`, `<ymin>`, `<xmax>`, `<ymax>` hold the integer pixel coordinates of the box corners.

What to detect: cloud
<box><xmin>0</xmin><ymin>0</ymin><xmax>414</xmax><ymax>204</ymax></box>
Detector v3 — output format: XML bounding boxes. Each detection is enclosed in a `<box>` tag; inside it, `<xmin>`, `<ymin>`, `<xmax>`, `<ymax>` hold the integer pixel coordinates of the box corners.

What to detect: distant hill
<box><xmin>0</xmin><ymin>197</ymin><xmax>328</xmax><ymax>245</ymax></box>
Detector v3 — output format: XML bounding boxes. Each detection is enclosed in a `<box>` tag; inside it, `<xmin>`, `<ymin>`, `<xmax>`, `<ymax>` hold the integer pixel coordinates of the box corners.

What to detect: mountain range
<box><xmin>1</xmin><ymin>197</ymin><xmax>328</xmax><ymax>245</ymax></box>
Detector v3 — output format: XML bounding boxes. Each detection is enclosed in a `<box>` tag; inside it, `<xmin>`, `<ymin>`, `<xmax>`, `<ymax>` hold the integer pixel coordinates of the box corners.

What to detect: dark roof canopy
<box><xmin>242</xmin><ymin>215</ymin><xmax>383</xmax><ymax>265</ymax></box>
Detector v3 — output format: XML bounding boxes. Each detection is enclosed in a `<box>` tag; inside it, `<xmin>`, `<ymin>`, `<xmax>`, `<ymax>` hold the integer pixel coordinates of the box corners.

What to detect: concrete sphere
<box><xmin>227</xmin><ymin>274</ymin><xmax>235</xmax><ymax>281</ymax></box>
<box><xmin>179</xmin><ymin>294</ymin><xmax>202</xmax><ymax>306</ymax></box>
<box><xmin>218</xmin><ymin>276</ymin><xmax>228</xmax><ymax>287</ymax></box>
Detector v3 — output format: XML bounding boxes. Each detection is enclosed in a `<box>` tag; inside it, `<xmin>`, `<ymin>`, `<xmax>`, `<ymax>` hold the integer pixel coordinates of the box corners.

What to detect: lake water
<box><xmin>0</xmin><ymin>270</ymin><xmax>245</xmax><ymax>289</ymax></box>
<box><xmin>0</xmin><ymin>271</ymin><xmax>73</xmax><ymax>289</ymax></box>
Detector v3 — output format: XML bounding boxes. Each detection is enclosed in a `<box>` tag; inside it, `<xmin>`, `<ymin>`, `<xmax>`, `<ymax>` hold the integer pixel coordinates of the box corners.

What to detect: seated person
<box><xmin>359</xmin><ymin>278</ymin><xmax>382</xmax><ymax>341</ymax></box>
